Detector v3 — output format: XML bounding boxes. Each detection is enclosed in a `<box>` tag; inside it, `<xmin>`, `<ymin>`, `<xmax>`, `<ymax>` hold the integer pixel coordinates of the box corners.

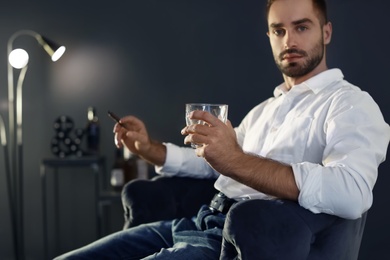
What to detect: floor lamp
<box><xmin>5</xmin><ymin>29</ymin><xmax>65</xmax><ymax>260</ymax></box>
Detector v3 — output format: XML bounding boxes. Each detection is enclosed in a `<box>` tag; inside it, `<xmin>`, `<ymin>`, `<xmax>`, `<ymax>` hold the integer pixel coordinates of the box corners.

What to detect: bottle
<box><xmin>122</xmin><ymin>148</ymin><xmax>138</xmax><ymax>183</ymax></box>
<box><xmin>110</xmin><ymin>148</ymin><xmax>138</xmax><ymax>191</ymax></box>
<box><xmin>85</xmin><ymin>106</ymin><xmax>100</xmax><ymax>155</ymax></box>
<box><xmin>110</xmin><ymin>148</ymin><xmax>125</xmax><ymax>191</ymax></box>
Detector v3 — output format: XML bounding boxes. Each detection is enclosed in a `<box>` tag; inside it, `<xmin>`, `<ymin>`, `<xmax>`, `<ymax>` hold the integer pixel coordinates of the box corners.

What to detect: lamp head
<box><xmin>36</xmin><ymin>35</ymin><xmax>66</xmax><ymax>62</ymax></box>
<box><xmin>9</xmin><ymin>48</ymin><xmax>29</xmax><ymax>69</ymax></box>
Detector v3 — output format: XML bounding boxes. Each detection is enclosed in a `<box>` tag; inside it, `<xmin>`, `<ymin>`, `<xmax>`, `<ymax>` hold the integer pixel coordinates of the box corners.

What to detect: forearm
<box><xmin>225</xmin><ymin>152</ymin><xmax>299</xmax><ymax>201</ymax></box>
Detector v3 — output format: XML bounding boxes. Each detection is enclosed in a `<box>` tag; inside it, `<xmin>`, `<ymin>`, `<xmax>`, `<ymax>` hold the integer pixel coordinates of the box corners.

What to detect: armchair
<box><xmin>121</xmin><ymin>175</ymin><xmax>217</xmax><ymax>229</ymax></box>
<box><xmin>121</xmin><ymin>175</ymin><xmax>367</xmax><ymax>259</ymax></box>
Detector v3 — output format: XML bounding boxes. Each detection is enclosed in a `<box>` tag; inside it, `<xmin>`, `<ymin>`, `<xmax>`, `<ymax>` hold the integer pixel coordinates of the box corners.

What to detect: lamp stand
<box><xmin>4</xmin><ymin>30</ymin><xmax>65</xmax><ymax>260</ymax></box>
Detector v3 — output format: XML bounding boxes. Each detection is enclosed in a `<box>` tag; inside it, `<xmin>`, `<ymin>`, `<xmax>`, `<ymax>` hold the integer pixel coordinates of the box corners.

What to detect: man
<box><xmin>56</xmin><ymin>0</ymin><xmax>390</xmax><ymax>259</ymax></box>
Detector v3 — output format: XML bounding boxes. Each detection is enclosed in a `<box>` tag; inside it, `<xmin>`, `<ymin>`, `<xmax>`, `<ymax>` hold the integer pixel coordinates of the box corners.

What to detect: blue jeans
<box><xmin>54</xmin><ymin>205</ymin><xmax>225</xmax><ymax>259</ymax></box>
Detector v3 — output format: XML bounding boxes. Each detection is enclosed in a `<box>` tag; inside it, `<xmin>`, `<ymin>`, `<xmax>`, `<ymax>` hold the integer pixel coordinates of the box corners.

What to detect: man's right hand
<box><xmin>113</xmin><ymin>115</ymin><xmax>166</xmax><ymax>166</ymax></box>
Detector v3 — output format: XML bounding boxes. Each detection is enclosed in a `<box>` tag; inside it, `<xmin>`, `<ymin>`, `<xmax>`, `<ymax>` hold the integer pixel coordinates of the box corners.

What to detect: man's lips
<box><xmin>282</xmin><ymin>54</ymin><xmax>303</xmax><ymax>61</ymax></box>
<box><xmin>279</xmin><ymin>49</ymin><xmax>306</xmax><ymax>61</ymax></box>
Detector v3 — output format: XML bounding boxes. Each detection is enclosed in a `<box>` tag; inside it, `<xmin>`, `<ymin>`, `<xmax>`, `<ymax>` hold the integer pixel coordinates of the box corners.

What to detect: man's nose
<box><xmin>284</xmin><ymin>31</ymin><xmax>297</xmax><ymax>49</ymax></box>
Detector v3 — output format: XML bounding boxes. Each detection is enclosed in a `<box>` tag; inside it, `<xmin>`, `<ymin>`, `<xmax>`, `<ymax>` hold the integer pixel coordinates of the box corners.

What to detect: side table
<box><xmin>40</xmin><ymin>156</ymin><xmax>106</xmax><ymax>259</ymax></box>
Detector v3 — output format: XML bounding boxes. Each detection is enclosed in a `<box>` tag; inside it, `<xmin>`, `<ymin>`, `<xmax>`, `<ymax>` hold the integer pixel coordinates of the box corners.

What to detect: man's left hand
<box><xmin>181</xmin><ymin>110</ymin><xmax>242</xmax><ymax>174</ymax></box>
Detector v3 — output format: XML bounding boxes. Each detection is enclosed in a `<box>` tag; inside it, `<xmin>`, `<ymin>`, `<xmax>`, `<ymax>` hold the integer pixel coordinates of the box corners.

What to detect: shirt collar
<box><xmin>273</xmin><ymin>68</ymin><xmax>344</xmax><ymax>97</ymax></box>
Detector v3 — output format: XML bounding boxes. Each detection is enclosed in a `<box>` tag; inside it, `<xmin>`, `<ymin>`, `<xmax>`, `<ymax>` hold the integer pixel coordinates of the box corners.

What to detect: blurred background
<box><xmin>0</xmin><ymin>0</ymin><xmax>389</xmax><ymax>259</ymax></box>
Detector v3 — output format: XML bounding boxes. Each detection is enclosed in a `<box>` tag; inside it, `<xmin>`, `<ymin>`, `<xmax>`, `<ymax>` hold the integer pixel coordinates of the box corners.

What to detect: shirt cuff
<box><xmin>155</xmin><ymin>143</ymin><xmax>183</xmax><ymax>176</ymax></box>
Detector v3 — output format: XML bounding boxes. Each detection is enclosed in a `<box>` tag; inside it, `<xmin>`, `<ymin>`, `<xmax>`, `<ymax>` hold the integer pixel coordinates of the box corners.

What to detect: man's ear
<box><xmin>267</xmin><ymin>31</ymin><xmax>270</xmax><ymax>38</ymax></box>
<box><xmin>323</xmin><ymin>21</ymin><xmax>332</xmax><ymax>45</ymax></box>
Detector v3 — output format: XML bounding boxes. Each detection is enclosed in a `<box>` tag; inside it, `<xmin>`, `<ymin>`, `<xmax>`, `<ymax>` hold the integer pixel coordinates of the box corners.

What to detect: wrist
<box><xmin>140</xmin><ymin>140</ymin><xmax>166</xmax><ymax>166</ymax></box>
<box><xmin>220</xmin><ymin>147</ymin><xmax>247</xmax><ymax>177</ymax></box>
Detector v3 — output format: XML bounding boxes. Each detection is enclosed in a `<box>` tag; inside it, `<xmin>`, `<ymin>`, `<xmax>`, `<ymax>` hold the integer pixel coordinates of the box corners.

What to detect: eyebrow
<box><xmin>270</xmin><ymin>18</ymin><xmax>314</xmax><ymax>28</ymax></box>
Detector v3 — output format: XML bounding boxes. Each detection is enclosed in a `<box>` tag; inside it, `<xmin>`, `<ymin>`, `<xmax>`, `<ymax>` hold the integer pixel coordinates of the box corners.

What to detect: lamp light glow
<box><xmin>8</xmin><ymin>49</ymin><xmax>29</xmax><ymax>69</ymax></box>
<box><xmin>51</xmin><ymin>46</ymin><xmax>66</xmax><ymax>62</ymax></box>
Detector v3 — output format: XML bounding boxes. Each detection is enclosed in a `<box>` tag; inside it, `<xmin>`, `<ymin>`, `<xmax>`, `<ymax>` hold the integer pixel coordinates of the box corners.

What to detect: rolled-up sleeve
<box><xmin>293</xmin><ymin>162</ymin><xmax>373</xmax><ymax>219</ymax></box>
<box><xmin>293</xmin><ymin>93</ymin><xmax>390</xmax><ymax>219</ymax></box>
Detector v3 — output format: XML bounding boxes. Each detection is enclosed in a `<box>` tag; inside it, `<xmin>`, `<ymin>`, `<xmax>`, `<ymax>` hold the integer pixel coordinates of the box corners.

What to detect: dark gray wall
<box><xmin>0</xmin><ymin>0</ymin><xmax>389</xmax><ymax>259</ymax></box>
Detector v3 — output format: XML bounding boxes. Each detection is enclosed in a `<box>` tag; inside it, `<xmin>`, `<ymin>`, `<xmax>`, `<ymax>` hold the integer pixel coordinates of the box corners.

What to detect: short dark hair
<box><xmin>266</xmin><ymin>0</ymin><xmax>328</xmax><ymax>25</ymax></box>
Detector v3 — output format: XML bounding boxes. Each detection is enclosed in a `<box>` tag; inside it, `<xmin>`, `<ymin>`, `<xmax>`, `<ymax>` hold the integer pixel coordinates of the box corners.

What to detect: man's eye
<box><xmin>273</xmin><ymin>29</ymin><xmax>285</xmax><ymax>36</ymax></box>
<box><xmin>297</xmin><ymin>26</ymin><xmax>308</xmax><ymax>32</ymax></box>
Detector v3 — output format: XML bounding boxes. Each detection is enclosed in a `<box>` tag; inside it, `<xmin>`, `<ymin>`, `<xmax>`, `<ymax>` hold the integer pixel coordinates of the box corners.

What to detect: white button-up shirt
<box><xmin>157</xmin><ymin>69</ymin><xmax>390</xmax><ymax>219</ymax></box>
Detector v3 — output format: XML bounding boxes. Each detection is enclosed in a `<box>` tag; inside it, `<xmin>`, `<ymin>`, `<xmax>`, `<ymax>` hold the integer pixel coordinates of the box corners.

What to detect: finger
<box><xmin>114</xmin><ymin>124</ymin><xmax>127</xmax><ymax>136</ymax></box>
<box><xmin>189</xmin><ymin>110</ymin><xmax>224</xmax><ymax>127</ymax></box>
<box><xmin>181</xmin><ymin>126</ymin><xmax>188</xmax><ymax>135</ymax></box>
<box><xmin>114</xmin><ymin>132</ymin><xmax>123</xmax><ymax>148</ymax></box>
<box><xmin>184</xmin><ymin>133</ymin><xmax>208</xmax><ymax>146</ymax></box>
<box><xmin>114</xmin><ymin>122</ymin><xmax>133</xmax><ymax>147</ymax></box>
<box><xmin>226</xmin><ymin>119</ymin><xmax>233</xmax><ymax>128</ymax></box>
<box><xmin>120</xmin><ymin>115</ymin><xmax>144</xmax><ymax>131</ymax></box>
<box><xmin>184</xmin><ymin>135</ymin><xmax>192</xmax><ymax>145</ymax></box>
<box><xmin>113</xmin><ymin>122</ymin><xmax>126</xmax><ymax>133</ymax></box>
<box><xmin>184</xmin><ymin>134</ymin><xmax>201</xmax><ymax>146</ymax></box>
<box><xmin>195</xmin><ymin>146</ymin><xmax>205</xmax><ymax>157</ymax></box>
<box><xmin>181</xmin><ymin>124</ymin><xmax>211</xmax><ymax>136</ymax></box>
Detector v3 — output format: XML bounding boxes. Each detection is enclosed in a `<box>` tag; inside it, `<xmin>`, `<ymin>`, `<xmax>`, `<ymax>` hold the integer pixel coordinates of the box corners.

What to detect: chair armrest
<box><xmin>221</xmin><ymin>199</ymin><xmax>367</xmax><ymax>259</ymax></box>
<box><xmin>121</xmin><ymin>175</ymin><xmax>217</xmax><ymax>228</ymax></box>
